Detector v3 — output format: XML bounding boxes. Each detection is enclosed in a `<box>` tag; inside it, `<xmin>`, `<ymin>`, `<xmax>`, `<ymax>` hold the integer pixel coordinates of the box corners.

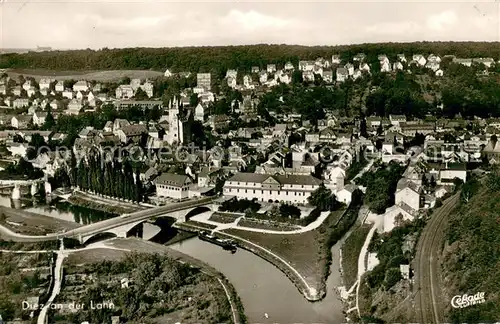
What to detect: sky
<box><xmin>0</xmin><ymin>0</ymin><xmax>499</xmax><ymax>49</ymax></box>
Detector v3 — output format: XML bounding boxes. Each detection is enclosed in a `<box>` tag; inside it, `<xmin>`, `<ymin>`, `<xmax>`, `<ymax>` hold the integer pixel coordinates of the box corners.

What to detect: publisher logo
<box><xmin>451</xmin><ymin>292</ymin><xmax>486</xmax><ymax>308</ymax></box>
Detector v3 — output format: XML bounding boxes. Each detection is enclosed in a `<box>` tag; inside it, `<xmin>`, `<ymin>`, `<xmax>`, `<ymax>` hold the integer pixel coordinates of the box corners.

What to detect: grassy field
<box><xmin>237</xmin><ymin>218</ymin><xmax>301</xmax><ymax>231</ymax></box>
<box><xmin>6</xmin><ymin>69</ymin><xmax>164</xmax><ymax>82</ymax></box>
<box><xmin>223</xmin><ymin>207</ymin><xmax>347</xmax><ymax>293</ymax></box>
<box><xmin>0</xmin><ymin>206</ymin><xmax>81</xmax><ymax>236</ymax></box>
<box><xmin>208</xmin><ymin>212</ymin><xmax>240</xmax><ymax>224</ymax></box>
<box><xmin>341</xmin><ymin>224</ymin><xmax>372</xmax><ymax>289</ymax></box>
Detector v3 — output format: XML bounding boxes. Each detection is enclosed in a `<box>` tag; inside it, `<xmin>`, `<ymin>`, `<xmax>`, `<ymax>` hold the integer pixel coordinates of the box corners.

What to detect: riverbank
<box><xmin>0</xmin><ymin>206</ymin><xmax>81</xmax><ymax>235</ymax></box>
<box><xmin>104</xmin><ymin>238</ymin><xmax>246</xmax><ymax>323</ymax></box>
<box><xmin>67</xmin><ymin>191</ymin><xmax>144</xmax><ymax>215</ymax></box>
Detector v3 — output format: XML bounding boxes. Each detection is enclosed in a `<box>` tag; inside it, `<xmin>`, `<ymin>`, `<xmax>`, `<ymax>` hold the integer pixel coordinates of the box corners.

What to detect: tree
<box><xmin>190</xmin><ymin>93</ymin><xmax>199</xmax><ymax>107</ymax></box>
<box><xmin>384</xmin><ymin>268</ymin><xmax>402</xmax><ymax>289</ymax></box>
<box><xmin>42</xmin><ymin>107</ymin><xmax>56</xmax><ymax>130</ymax></box>
<box><xmin>308</xmin><ymin>183</ymin><xmax>338</xmax><ymax>211</ymax></box>
<box><xmin>134</xmin><ymin>88</ymin><xmax>148</xmax><ymax>100</ymax></box>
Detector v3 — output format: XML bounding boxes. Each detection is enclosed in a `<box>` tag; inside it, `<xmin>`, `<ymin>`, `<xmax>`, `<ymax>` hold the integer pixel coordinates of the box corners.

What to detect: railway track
<box><xmin>414</xmin><ymin>194</ymin><xmax>459</xmax><ymax>323</ymax></box>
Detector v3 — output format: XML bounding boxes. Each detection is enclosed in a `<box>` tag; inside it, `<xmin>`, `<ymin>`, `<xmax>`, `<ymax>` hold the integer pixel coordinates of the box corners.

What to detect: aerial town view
<box><xmin>0</xmin><ymin>1</ymin><xmax>499</xmax><ymax>323</ymax></box>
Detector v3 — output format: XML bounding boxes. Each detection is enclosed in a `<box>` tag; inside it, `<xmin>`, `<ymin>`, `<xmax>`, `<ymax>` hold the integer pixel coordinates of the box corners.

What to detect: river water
<box><xmin>1</xmin><ymin>194</ymin><xmax>346</xmax><ymax>323</ymax></box>
<box><xmin>170</xmin><ymin>238</ymin><xmax>346</xmax><ymax>323</ymax></box>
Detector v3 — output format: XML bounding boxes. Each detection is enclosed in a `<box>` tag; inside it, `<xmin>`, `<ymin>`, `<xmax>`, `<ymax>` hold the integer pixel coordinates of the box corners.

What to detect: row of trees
<box><xmin>2</xmin><ymin>42</ymin><xmax>498</xmax><ymax>71</ymax></box>
<box><xmin>62</xmin><ymin>152</ymin><xmax>145</xmax><ymax>203</ymax></box>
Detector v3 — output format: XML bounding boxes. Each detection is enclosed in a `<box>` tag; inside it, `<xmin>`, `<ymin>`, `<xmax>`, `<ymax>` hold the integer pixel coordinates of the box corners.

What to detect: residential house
<box><xmin>39</xmin><ymin>79</ymin><xmax>54</xmax><ymax>90</ymax></box>
<box><xmin>11</xmin><ymin>115</ymin><xmax>32</xmax><ymax>129</ymax></box>
<box><xmin>55</xmin><ymin>81</ymin><xmax>64</xmax><ymax>92</ymax></box>
<box><xmin>196</xmin><ymin>73</ymin><xmax>211</xmax><ymax>90</ymax></box>
<box><xmin>223</xmin><ymin>172</ymin><xmax>322</xmax><ymax>204</ymax></box>
<box><xmin>284</xmin><ymin>61</ymin><xmax>295</xmax><ymax>71</ymax></box>
<box><xmin>13</xmin><ymin>86</ymin><xmax>22</xmax><ymax>96</ymax></box>
<box><xmin>259</xmin><ymin>71</ymin><xmax>268</xmax><ymax>84</ymax></box>
<box><xmin>207</xmin><ymin>114</ymin><xmax>231</xmax><ymax>131</ymax></box>
<box><xmin>435</xmin><ymin>69</ymin><xmax>444</xmax><ymax>77</ymax></box>
<box><xmin>50</xmin><ymin>100</ymin><xmax>60</xmax><ymax>110</ymax></box>
<box><xmin>7</xmin><ymin>142</ymin><xmax>29</xmax><ymax>157</ymax></box>
<box><xmin>22</xmin><ymin>80</ymin><xmax>33</xmax><ymax>91</ymax></box>
<box><xmin>472</xmin><ymin>57</ymin><xmax>495</xmax><ymax>68</ymax></box>
<box><xmin>302</xmin><ymin>71</ymin><xmax>315</xmax><ymax>82</ymax></box>
<box><xmin>412</xmin><ymin>54</ymin><xmax>427</xmax><ymax>66</ymax></box>
<box><xmin>226</xmin><ymin>69</ymin><xmax>238</xmax><ymax>79</ymax></box>
<box><xmin>66</xmin><ymin>99</ymin><xmax>83</xmax><ymax>115</ymax></box>
<box><xmin>116</xmin><ymin>124</ymin><xmax>148</xmax><ymax>144</ymax></box>
<box><xmin>336</xmin><ymin>68</ymin><xmax>348</xmax><ymax>82</ymax></box>
<box><xmin>353</xmin><ymin>53</ymin><xmax>366</xmax><ymax>62</ymax></box>
<box><xmin>395</xmin><ymin>178</ymin><xmax>422</xmax><ymax>211</ymax></box>
<box><xmin>345</xmin><ymin>63</ymin><xmax>355</xmax><ymax>75</ymax></box>
<box><xmin>336</xmin><ymin>184</ymin><xmax>358</xmax><ymax>204</ymax></box>
<box><xmin>164</xmin><ymin>69</ymin><xmax>173</xmax><ymax>77</ymax></box>
<box><xmin>73</xmin><ymin>80</ymin><xmax>89</xmax><ymax>92</ymax></box>
<box><xmin>393</xmin><ymin>62</ymin><xmax>404</xmax><ymax>70</ymax></box>
<box><xmin>195</xmin><ymin>103</ymin><xmax>206</xmax><ymax>122</ymax></box>
<box><xmin>251</xmin><ymin>66</ymin><xmax>260</xmax><ymax>73</ymax></box>
<box><xmin>33</xmin><ymin>112</ymin><xmax>48</xmax><ymax>126</ymax></box>
<box><xmin>379</xmin><ymin>54</ymin><xmax>391</xmax><ymax>72</ymax></box>
<box><xmin>0</xmin><ymin>85</ymin><xmax>6</xmax><ymax>95</ymax></box>
<box><xmin>482</xmin><ymin>136</ymin><xmax>500</xmax><ymax>163</ymax></box>
<box><xmin>155</xmin><ymin>173</ymin><xmax>193</xmax><ymax>200</ymax></box>
<box><xmin>12</xmin><ymin>98</ymin><xmax>30</xmax><ymax>109</ymax></box>
<box><xmin>227</xmin><ymin>77</ymin><xmax>237</xmax><ymax>89</ymax></box>
<box><xmin>397</xmin><ymin>54</ymin><xmax>407</xmax><ymax>62</ymax></box>
<box><xmin>331</xmin><ymin>54</ymin><xmax>341</xmax><ymax>64</ymax></box>
<box><xmin>359</xmin><ymin>62</ymin><xmax>371</xmax><ymax>73</ymax></box>
<box><xmin>389</xmin><ymin>115</ymin><xmax>407</xmax><ymax>126</ymax></box>
<box><xmin>452</xmin><ymin>58</ymin><xmax>472</xmax><ymax>67</ymax></box>
<box><xmin>62</xmin><ymin>89</ymin><xmax>73</xmax><ymax>100</ymax></box>
<box><xmin>116</xmin><ymin>85</ymin><xmax>135</xmax><ymax>99</ymax></box>
<box><xmin>323</xmin><ymin>70</ymin><xmax>333</xmax><ymax>83</ymax></box>
<box><xmin>267</xmin><ymin>64</ymin><xmax>277</xmax><ymax>73</ymax></box>
<box><xmin>299</xmin><ymin>61</ymin><xmax>315</xmax><ymax>71</ymax></box>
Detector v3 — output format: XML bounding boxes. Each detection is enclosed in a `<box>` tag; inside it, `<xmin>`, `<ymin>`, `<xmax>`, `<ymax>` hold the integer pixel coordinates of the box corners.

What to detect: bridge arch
<box><xmin>82</xmin><ymin>232</ymin><xmax>118</xmax><ymax>245</ymax></box>
<box><xmin>184</xmin><ymin>206</ymin><xmax>212</xmax><ymax>221</ymax></box>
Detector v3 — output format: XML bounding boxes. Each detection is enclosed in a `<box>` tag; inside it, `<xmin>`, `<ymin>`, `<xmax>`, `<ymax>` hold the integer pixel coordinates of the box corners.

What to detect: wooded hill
<box><xmin>442</xmin><ymin>173</ymin><xmax>500</xmax><ymax>322</ymax></box>
<box><xmin>1</xmin><ymin>42</ymin><xmax>499</xmax><ymax>72</ymax></box>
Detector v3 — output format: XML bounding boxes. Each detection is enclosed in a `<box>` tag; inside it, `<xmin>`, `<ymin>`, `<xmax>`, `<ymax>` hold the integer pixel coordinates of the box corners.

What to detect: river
<box><xmin>170</xmin><ymin>238</ymin><xmax>346</xmax><ymax>323</ymax></box>
<box><xmin>1</xmin><ymin>194</ymin><xmax>346</xmax><ymax>323</ymax></box>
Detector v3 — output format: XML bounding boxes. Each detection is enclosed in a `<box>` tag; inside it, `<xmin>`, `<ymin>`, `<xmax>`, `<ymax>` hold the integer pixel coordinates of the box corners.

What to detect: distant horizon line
<box><xmin>2</xmin><ymin>40</ymin><xmax>500</xmax><ymax>52</ymax></box>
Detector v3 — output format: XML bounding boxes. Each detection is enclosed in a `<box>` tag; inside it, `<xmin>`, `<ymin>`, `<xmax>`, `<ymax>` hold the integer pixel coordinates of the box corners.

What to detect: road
<box><xmin>413</xmin><ymin>193</ymin><xmax>459</xmax><ymax>324</ymax></box>
<box><xmin>37</xmin><ymin>250</ymin><xmax>66</xmax><ymax>324</ymax></box>
<box><xmin>0</xmin><ymin>196</ymin><xmax>217</xmax><ymax>243</ymax></box>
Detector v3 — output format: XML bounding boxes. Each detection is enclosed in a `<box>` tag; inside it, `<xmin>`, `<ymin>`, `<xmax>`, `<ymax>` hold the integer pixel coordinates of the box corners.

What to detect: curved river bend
<box><xmin>1</xmin><ymin>195</ymin><xmax>346</xmax><ymax>323</ymax></box>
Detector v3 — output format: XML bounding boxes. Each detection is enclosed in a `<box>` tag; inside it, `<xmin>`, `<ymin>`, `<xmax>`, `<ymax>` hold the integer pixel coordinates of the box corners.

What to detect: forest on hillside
<box><xmin>0</xmin><ymin>42</ymin><xmax>499</xmax><ymax>72</ymax></box>
<box><xmin>442</xmin><ymin>173</ymin><xmax>500</xmax><ymax>322</ymax></box>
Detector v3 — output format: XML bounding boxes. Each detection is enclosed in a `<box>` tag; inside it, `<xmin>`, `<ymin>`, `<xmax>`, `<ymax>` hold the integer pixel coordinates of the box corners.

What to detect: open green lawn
<box><xmin>341</xmin><ymin>224</ymin><xmax>372</xmax><ymax>289</ymax></box>
<box><xmin>6</xmin><ymin>69</ymin><xmax>164</xmax><ymax>82</ymax></box>
<box><xmin>223</xmin><ymin>207</ymin><xmax>347</xmax><ymax>292</ymax></box>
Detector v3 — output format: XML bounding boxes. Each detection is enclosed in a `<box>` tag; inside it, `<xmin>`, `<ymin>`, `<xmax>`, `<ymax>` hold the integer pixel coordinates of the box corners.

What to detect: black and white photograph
<box><xmin>0</xmin><ymin>0</ymin><xmax>499</xmax><ymax>323</ymax></box>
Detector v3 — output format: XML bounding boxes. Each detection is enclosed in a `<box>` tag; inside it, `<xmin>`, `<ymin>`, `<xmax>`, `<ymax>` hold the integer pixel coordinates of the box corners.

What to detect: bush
<box><xmin>384</xmin><ymin>268</ymin><xmax>402</xmax><ymax>289</ymax></box>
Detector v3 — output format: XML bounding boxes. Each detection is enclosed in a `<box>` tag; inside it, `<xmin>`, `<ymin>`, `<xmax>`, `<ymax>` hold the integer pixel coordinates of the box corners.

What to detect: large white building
<box><xmin>223</xmin><ymin>172</ymin><xmax>322</xmax><ymax>205</ymax></box>
<box><xmin>154</xmin><ymin>173</ymin><xmax>192</xmax><ymax>200</ymax></box>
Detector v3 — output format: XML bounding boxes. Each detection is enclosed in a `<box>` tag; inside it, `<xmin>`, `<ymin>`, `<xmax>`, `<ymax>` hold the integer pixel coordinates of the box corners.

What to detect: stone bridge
<box><xmin>78</xmin><ymin>204</ymin><xmax>215</xmax><ymax>244</ymax></box>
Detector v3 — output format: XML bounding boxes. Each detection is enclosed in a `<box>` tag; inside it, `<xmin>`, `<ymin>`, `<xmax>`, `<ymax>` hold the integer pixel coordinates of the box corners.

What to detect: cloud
<box><xmin>220</xmin><ymin>10</ymin><xmax>294</xmax><ymax>31</ymax></box>
<box><xmin>75</xmin><ymin>13</ymin><xmax>174</xmax><ymax>31</ymax></box>
<box><xmin>365</xmin><ymin>21</ymin><xmax>421</xmax><ymax>35</ymax></box>
<box><xmin>426</xmin><ymin>11</ymin><xmax>457</xmax><ymax>30</ymax></box>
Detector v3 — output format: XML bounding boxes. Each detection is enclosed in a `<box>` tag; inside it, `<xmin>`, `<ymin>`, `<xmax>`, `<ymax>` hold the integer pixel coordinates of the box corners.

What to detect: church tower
<box><xmin>167</xmin><ymin>96</ymin><xmax>182</xmax><ymax>145</ymax></box>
